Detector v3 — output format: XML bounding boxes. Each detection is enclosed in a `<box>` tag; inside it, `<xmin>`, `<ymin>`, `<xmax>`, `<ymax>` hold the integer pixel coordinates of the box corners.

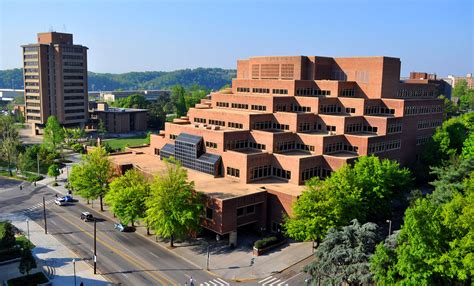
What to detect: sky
<box><xmin>0</xmin><ymin>0</ymin><xmax>473</xmax><ymax>76</ymax></box>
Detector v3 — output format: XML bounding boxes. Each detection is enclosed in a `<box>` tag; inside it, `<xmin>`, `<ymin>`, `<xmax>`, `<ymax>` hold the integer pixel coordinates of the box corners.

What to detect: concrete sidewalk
<box><xmin>0</xmin><ymin>213</ymin><xmax>110</xmax><ymax>286</ymax></box>
<box><xmin>37</xmin><ymin>156</ymin><xmax>313</xmax><ymax>281</ymax></box>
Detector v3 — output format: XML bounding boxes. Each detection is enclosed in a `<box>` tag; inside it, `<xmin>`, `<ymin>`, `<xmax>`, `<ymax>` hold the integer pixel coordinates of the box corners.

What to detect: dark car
<box><xmin>80</xmin><ymin>212</ymin><xmax>94</xmax><ymax>222</ymax></box>
<box><xmin>114</xmin><ymin>223</ymin><xmax>135</xmax><ymax>232</ymax></box>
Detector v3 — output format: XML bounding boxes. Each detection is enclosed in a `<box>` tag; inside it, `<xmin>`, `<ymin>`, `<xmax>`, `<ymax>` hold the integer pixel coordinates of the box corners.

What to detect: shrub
<box><xmin>254</xmin><ymin>236</ymin><xmax>279</xmax><ymax>249</ymax></box>
<box><xmin>71</xmin><ymin>143</ymin><xmax>85</xmax><ymax>154</ymax></box>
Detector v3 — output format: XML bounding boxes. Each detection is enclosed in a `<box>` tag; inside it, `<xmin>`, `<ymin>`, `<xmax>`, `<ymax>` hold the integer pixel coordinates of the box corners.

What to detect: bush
<box><xmin>0</xmin><ymin>221</ymin><xmax>16</xmax><ymax>250</ymax></box>
<box><xmin>71</xmin><ymin>143</ymin><xmax>85</xmax><ymax>154</ymax></box>
<box><xmin>254</xmin><ymin>236</ymin><xmax>279</xmax><ymax>249</ymax></box>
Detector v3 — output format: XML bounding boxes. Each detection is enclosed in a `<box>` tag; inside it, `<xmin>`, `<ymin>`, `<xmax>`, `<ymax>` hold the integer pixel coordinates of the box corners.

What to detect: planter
<box><xmin>253</xmin><ymin>239</ymin><xmax>287</xmax><ymax>256</ymax></box>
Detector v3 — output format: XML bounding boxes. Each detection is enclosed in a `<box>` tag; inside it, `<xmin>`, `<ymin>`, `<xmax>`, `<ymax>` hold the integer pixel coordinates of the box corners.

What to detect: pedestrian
<box><xmin>55</xmin><ymin>194</ymin><xmax>58</xmax><ymax>198</ymax></box>
<box><xmin>189</xmin><ymin>277</ymin><xmax>194</xmax><ymax>286</ymax></box>
<box><xmin>80</xmin><ymin>282</ymin><xmax>84</xmax><ymax>286</ymax></box>
<box><xmin>20</xmin><ymin>185</ymin><xmax>23</xmax><ymax>191</ymax></box>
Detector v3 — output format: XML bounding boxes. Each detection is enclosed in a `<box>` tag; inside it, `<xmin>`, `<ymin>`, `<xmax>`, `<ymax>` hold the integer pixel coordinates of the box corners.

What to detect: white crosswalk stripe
<box><xmin>199</xmin><ymin>278</ymin><xmax>229</xmax><ymax>286</ymax></box>
<box><xmin>22</xmin><ymin>198</ymin><xmax>56</xmax><ymax>214</ymax></box>
<box><xmin>258</xmin><ymin>276</ymin><xmax>288</xmax><ymax>286</ymax></box>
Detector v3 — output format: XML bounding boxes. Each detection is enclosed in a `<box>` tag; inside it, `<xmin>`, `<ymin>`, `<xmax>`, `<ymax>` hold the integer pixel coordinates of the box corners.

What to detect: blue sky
<box><xmin>0</xmin><ymin>0</ymin><xmax>472</xmax><ymax>76</ymax></box>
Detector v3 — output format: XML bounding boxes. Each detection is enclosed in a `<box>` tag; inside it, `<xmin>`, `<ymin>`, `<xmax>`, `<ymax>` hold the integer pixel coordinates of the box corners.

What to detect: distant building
<box><xmin>88</xmin><ymin>102</ymin><xmax>147</xmax><ymax>133</ymax></box>
<box><xmin>446</xmin><ymin>73</ymin><xmax>473</xmax><ymax>90</ymax></box>
<box><xmin>99</xmin><ymin>90</ymin><xmax>170</xmax><ymax>102</ymax></box>
<box><xmin>22</xmin><ymin>32</ymin><xmax>89</xmax><ymax>134</ymax></box>
<box><xmin>0</xmin><ymin>89</ymin><xmax>23</xmax><ymax>102</ymax></box>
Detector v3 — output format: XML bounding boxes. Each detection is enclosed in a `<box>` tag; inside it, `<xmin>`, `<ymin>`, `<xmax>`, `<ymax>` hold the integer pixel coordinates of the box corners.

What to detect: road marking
<box><xmin>58</xmin><ymin>213</ymin><xmax>176</xmax><ymax>285</ymax></box>
<box><xmin>262</xmin><ymin>277</ymin><xmax>278</xmax><ymax>285</ymax></box>
<box><xmin>208</xmin><ymin>281</ymin><xmax>218</xmax><ymax>286</ymax></box>
<box><xmin>278</xmin><ymin>271</ymin><xmax>303</xmax><ymax>285</ymax></box>
<box><xmin>215</xmin><ymin>278</ymin><xmax>229</xmax><ymax>285</ymax></box>
<box><xmin>258</xmin><ymin>276</ymin><xmax>274</xmax><ymax>284</ymax></box>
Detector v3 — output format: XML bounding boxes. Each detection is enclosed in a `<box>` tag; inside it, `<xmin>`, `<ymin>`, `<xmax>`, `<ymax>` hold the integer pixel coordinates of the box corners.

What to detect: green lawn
<box><xmin>104</xmin><ymin>136</ymin><xmax>149</xmax><ymax>150</ymax></box>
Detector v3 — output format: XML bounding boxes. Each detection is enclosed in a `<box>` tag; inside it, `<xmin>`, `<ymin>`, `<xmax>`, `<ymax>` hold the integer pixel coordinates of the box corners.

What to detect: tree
<box><xmin>47</xmin><ymin>164</ymin><xmax>60</xmax><ymax>183</ymax></box>
<box><xmin>0</xmin><ymin>221</ymin><xmax>16</xmax><ymax>249</ymax></box>
<box><xmin>285</xmin><ymin>156</ymin><xmax>411</xmax><ymax>243</ymax></box>
<box><xmin>452</xmin><ymin>79</ymin><xmax>468</xmax><ymax>100</ymax></box>
<box><xmin>305</xmin><ymin>220</ymin><xmax>378</xmax><ymax>286</ymax></box>
<box><xmin>459</xmin><ymin>88</ymin><xmax>474</xmax><ymax>111</ymax></box>
<box><xmin>98</xmin><ymin>119</ymin><xmax>107</xmax><ymax>139</ymax></box>
<box><xmin>439</xmin><ymin>95</ymin><xmax>458</xmax><ymax>118</ymax></box>
<box><xmin>0</xmin><ymin>115</ymin><xmax>20</xmax><ymax>176</ymax></box>
<box><xmin>370</xmin><ymin>232</ymin><xmax>400</xmax><ymax>285</ymax></box>
<box><xmin>43</xmin><ymin>116</ymin><xmax>64</xmax><ymax>152</ymax></box>
<box><xmin>171</xmin><ymin>85</ymin><xmax>187</xmax><ymax>117</ymax></box>
<box><xmin>105</xmin><ymin>169</ymin><xmax>150</xmax><ymax>226</ymax></box>
<box><xmin>69</xmin><ymin>146</ymin><xmax>114</xmax><ymax>211</ymax></box>
<box><xmin>145</xmin><ymin>159</ymin><xmax>203</xmax><ymax>246</ymax></box>
<box><xmin>18</xmin><ymin>248</ymin><xmax>36</xmax><ymax>276</ymax></box>
<box><xmin>113</xmin><ymin>93</ymin><xmax>149</xmax><ymax>109</ymax></box>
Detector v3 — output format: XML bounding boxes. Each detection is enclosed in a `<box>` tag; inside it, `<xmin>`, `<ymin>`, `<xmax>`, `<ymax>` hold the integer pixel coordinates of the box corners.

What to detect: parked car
<box><xmin>62</xmin><ymin>195</ymin><xmax>74</xmax><ymax>202</ymax></box>
<box><xmin>114</xmin><ymin>223</ymin><xmax>135</xmax><ymax>232</ymax></box>
<box><xmin>55</xmin><ymin>198</ymin><xmax>67</xmax><ymax>206</ymax></box>
<box><xmin>80</xmin><ymin>212</ymin><xmax>94</xmax><ymax>222</ymax></box>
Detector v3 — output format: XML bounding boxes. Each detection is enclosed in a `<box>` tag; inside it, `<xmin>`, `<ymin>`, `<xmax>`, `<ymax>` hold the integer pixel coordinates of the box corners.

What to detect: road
<box><xmin>0</xmin><ymin>177</ymin><xmax>226</xmax><ymax>286</ymax></box>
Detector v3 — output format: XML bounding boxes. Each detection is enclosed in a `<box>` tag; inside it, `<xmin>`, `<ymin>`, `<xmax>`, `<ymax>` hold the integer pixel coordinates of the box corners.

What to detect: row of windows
<box><xmin>325</xmin><ymin>142</ymin><xmax>358</xmax><ymax>154</ymax></box>
<box><xmin>398</xmin><ymin>89</ymin><xmax>436</xmax><ymax>98</ymax></box>
<box><xmin>320</xmin><ymin>104</ymin><xmax>342</xmax><ymax>113</ymax></box>
<box><xmin>216</xmin><ymin>102</ymin><xmax>229</xmax><ymax>107</ymax></box>
<box><xmin>368</xmin><ymin>140</ymin><xmax>401</xmax><ymax>154</ymax></box>
<box><xmin>26</xmin><ymin>109</ymin><xmax>40</xmax><ymax>114</ymax></box>
<box><xmin>237</xmin><ymin>205</ymin><xmax>256</xmax><ymax>217</ymax></box>
<box><xmin>194</xmin><ymin>117</ymin><xmax>206</xmax><ymax>123</ymax></box>
<box><xmin>65</xmin><ymin>115</ymin><xmax>85</xmax><ymax>120</ymax></box>
<box><xmin>227</xmin><ymin>167</ymin><xmax>240</xmax><ymax>178</ymax></box>
<box><xmin>296</xmin><ymin>88</ymin><xmax>330</xmax><ymax>96</ymax></box>
<box><xmin>301</xmin><ymin>167</ymin><xmax>332</xmax><ymax>181</ymax></box>
<box><xmin>64</xmin><ymin>108</ymin><xmax>85</xmax><ymax>114</ymax></box>
<box><xmin>64</xmin><ymin>96</ymin><xmax>84</xmax><ymax>100</ymax></box>
<box><xmin>209</xmin><ymin>119</ymin><xmax>225</xmax><ymax>126</ymax></box>
<box><xmin>253</xmin><ymin>121</ymin><xmax>290</xmax><ymax>130</ymax></box>
<box><xmin>416</xmin><ymin>136</ymin><xmax>431</xmax><ymax>146</ymax></box>
<box><xmin>24</xmin><ymin>68</ymin><xmax>38</xmax><ymax>73</ymax></box>
<box><xmin>24</xmin><ymin>54</ymin><xmax>38</xmax><ymax>59</ymax></box>
<box><xmin>253</xmin><ymin>88</ymin><xmax>270</xmax><ymax>94</ymax></box>
<box><xmin>64</xmin><ymin>76</ymin><xmax>84</xmax><ymax>80</ymax></box>
<box><xmin>228</xmin><ymin>122</ymin><xmax>243</xmax><ymax>129</ymax></box>
<box><xmin>272</xmin><ymin>89</ymin><xmax>288</xmax><ymax>94</ymax></box>
<box><xmin>417</xmin><ymin>120</ymin><xmax>442</xmax><ymax>130</ymax></box>
<box><xmin>64</xmin><ymin>69</ymin><xmax>83</xmax><ymax>73</ymax></box>
<box><xmin>345</xmin><ymin>123</ymin><xmax>378</xmax><ymax>134</ymax></box>
<box><xmin>276</xmin><ymin>141</ymin><xmax>315</xmax><ymax>152</ymax></box>
<box><xmin>64</xmin><ymin>62</ymin><xmax>83</xmax><ymax>67</ymax></box>
<box><xmin>326</xmin><ymin>125</ymin><xmax>336</xmax><ymax>132</ymax></box>
<box><xmin>275</xmin><ymin>104</ymin><xmax>287</xmax><ymax>112</ymax></box>
<box><xmin>232</xmin><ymin>103</ymin><xmax>248</xmax><ymax>109</ymax></box>
<box><xmin>25</xmin><ymin>89</ymin><xmax>39</xmax><ymax>93</ymax></box>
<box><xmin>237</xmin><ymin>87</ymin><xmax>250</xmax><ymax>93</ymax></box>
<box><xmin>24</xmin><ymin>47</ymin><xmax>38</xmax><ymax>52</ymax></box>
<box><xmin>205</xmin><ymin>141</ymin><xmax>217</xmax><ymax>148</ymax></box>
<box><xmin>251</xmin><ymin>105</ymin><xmax>267</xmax><ymax>111</ymax></box>
<box><xmin>27</xmin><ymin>116</ymin><xmax>40</xmax><ymax>120</ymax></box>
<box><xmin>169</xmin><ymin>134</ymin><xmax>177</xmax><ymax>140</ymax></box>
<box><xmin>25</xmin><ymin>75</ymin><xmax>39</xmax><ymax>80</ymax></box>
<box><xmin>387</xmin><ymin>123</ymin><xmax>403</xmax><ymax>134</ymax></box>
<box><xmin>63</xmin><ymin>55</ymin><xmax>83</xmax><ymax>60</ymax></box>
<box><xmin>340</xmin><ymin>89</ymin><xmax>355</xmax><ymax>97</ymax></box>
<box><xmin>63</xmin><ymin>47</ymin><xmax>84</xmax><ymax>53</ymax></box>
<box><xmin>250</xmin><ymin>165</ymin><xmax>272</xmax><ymax>180</ymax></box>
<box><xmin>345</xmin><ymin>107</ymin><xmax>356</xmax><ymax>113</ymax></box>
<box><xmin>26</xmin><ymin>102</ymin><xmax>40</xmax><ymax>107</ymax></box>
<box><xmin>365</xmin><ymin>106</ymin><xmax>395</xmax><ymax>115</ymax></box>
<box><xmin>226</xmin><ymin>140</ymin><xmax>266</xmax><ymax>151</ymax></box>
<box><xmin>405</xmin><ymin>105</ymin><xmax>442</xmax><ymax>115</ymax></box>
<box><xmin>26</xmin><ymin>96</ymin><xmax>39</xmax><ymax>100</ymax></box>
<box><xmin>299</xmin><ymin>122</ymin><xmax>311</xmax><ymax>132</ymax></box>
<box><xmin>64</xmin><ymin>89</ymin><xmax>84</xmax><ymax>94</ymax></box>
<box><xmin>64</xmin><ymin>82</ymin><xmax>84</xmax><ymax>87</ymax></box>
<box><xmin>25</xmin><ymin>82</ymin><xmax>39</xmax><ymax>87</ymax></box>
<box><xmin>65</xmin><ymin>102</ymin><xmax>84</xmax><ymax>107</ymax></box>
<box><xmin>24</xmin><ymin>61</ymin><xmax>38</xmax><ymax>66</ymax></box>
<box><xmin>291</xmin><ymin>104</ymin><xmax>311</xmax><ymax>112</ymax></box>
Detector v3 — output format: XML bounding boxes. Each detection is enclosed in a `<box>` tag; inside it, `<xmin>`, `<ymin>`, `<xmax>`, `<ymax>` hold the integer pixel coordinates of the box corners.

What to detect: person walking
<box><xmin>189</xmin><ymin>277</ymin><xmax>194</xmax><ymax>286</ymax></box>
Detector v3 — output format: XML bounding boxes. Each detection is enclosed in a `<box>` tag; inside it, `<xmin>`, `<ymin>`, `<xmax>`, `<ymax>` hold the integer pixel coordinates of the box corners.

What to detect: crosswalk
<box><xmin>199</xmin><ymin>277</ymin><xmax>230</xmax><ymax>286</ymax></box>
<box><xmin>258</xmin><ymin>276</ymin><xmax>288</xmax><ymax>286</ymax></box>
<box><xmin>22</xmin><ymin>198</ymin><xmax>56</xmax><ymax>214</ymax></box>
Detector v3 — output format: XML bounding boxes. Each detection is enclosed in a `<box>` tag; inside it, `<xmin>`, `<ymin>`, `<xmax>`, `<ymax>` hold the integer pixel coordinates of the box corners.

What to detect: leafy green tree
<box><xmin>171</xmin><ymin>85</ymin><xmax>187</xmax><ymax>117</ymax></box>
<box><xmin>0</xmin><ymin>221</ymin><xmax>16</xmax><ymax>249</ymax></box>
<box><xmin>452</xmin><ymin>79</ymin><xmax>468</xmax><ymax>100</ymax></box>
<box><xmin>98</xmin><ymin>119</ymin><xmax>107</xmax><ymax>139</ymax></box>
<box><xmin>47</xmin><ymin>164</ymin><xmax>60</xmax><ymax>183</ymax></box>
<box><xmin>69</xmin><ymin>146</ymin><xmax>114</xmax><ymax>211</ymax></box>
<box><xmin>460</xmin><ymin>88</ymin><xmax>474</xmax><ymax>111</ymax></box>
<box><xmin>113</xmin><ymin>94</ymin><xmax>149</xmax><ymax>109</ymax></box>
<box><xmin>439</xmin><ymin>95</ymin><xmax>458</xmax><ymax>118</ymax></box>
<box><xmin>145</xmin><ymin>159</ymin><xmax>203</xmax><ymax>246</ymax></box>
<box><xmin>0</xmin><ymin>115</ymin><xmax>20</xmax><ymax>176</ymax></box>
<box><xmin>43</xmin><ymin>116</ymin><xmax>64</xmax><ymax>152</ymax></box>
<box><xmin>305</xmin><ymin>220</ymin><xmax>378</xmax><ymax>286</ymax></box>
<box><xmin>370</xmin><ymin>232</ymin><xmax>400</xmax><ymax>285</ymax></box>
<box><xmin>18</xmin><ymin>248</ymin><xmax>36</xmax><ymax>276</ymax></box>
<box><xmin>105</xmin><ymin>169</ymin><xmax>150</xmax><ymax>226</ymax></box>
<box><xmin>285</xmin><ymin>156</ymin><xmax>411</xmax><ymax>242</ymax></box>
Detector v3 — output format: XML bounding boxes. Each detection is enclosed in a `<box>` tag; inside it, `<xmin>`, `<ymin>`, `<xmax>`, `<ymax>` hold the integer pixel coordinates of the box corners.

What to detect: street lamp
<box><xmin>72</xmin><ymin>259</ymin><xmax>76</xmax><ymax>286</ymax></box>
<box><xmin>386</xmin><ymin>219</ymin><xmax>392</xmax><ymax>236</ymax></box>
<box><xmin>26</xmin><ymin>219</ymin><xmax>30</xmax><ymax>241</ymax></box>
<box><xmin>206</xmin><ymin>234</ymin><xmax>220</xmax><ymax>270</ymax></box>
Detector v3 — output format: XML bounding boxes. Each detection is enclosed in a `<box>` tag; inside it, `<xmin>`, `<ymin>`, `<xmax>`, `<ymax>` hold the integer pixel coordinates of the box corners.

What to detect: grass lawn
<box><xmin>7</xmin><ymin>272</ymin><xmax>49</xmax><ymax>286</ymax></box>
<box><xmin>104</xmin><ymin>136</ymin><xmax>149</xmax><ymax>150</ymax></box>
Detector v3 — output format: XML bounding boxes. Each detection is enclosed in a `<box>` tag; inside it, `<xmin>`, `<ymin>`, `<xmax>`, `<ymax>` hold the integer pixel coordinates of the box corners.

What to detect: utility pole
<box><xmin>26</xmin><ymin>219</ymin><xmax>30</xmax><ymax>240</ymax></box>
<box><xmin>43</xmin><ymin>197</ymin><xmax>47</xmax><ymax>234</ymax></box>
<box><xmin>386</xmin><ymin>219</ymin><xmax>392</xmax><ymax>236</ymax></box>
<box><xmin>37</xmin><ymin>153</ymin><xmax>40</xmax><ymax>176</ymax></box>
<box><xmin>94</xmin><ymin>219</ymin><xmax>97</xmax><ymax>274</ymax></box>
<box><xmin>73</xmin><ymin>259</ymin><xmax>76</xmax><ymax>286</ymax></box>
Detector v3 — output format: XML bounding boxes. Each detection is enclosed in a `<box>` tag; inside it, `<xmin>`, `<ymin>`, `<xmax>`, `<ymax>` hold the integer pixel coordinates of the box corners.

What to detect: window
<box><xmin>345</xmin><ymin>107</ymin><xmax>356</xmax><ymax>114</ymax></box>
<box><xmin>250</xmin><ymin>165</ymin><xmax>272</xmax><ymax>180</ymax></box>
<box><xmin>246</xmin><ymin>205</ymin><xmax>255</xmax><ymax>215</ymax></box>
<box><xmin>272</xmin><ymin>167</ymin><xmax>291</xmax><ymax>180</ymax></box>
<box><xmin>252</xmin><ymin>88</ymin><xmax>270</xmax><ymax>94</ymax></box>
<box><xmin>206</xmin><ymin>207</ymin><xmax>213</xmax><ymax>220</ymax></box>
<box><xmin>194</xmin><ymin>117</ymin><xmax>206</xmax><ymax>123</ymax></box>
<box><xmin>228</xmin><ymin>122</ymin><xmax>243</xmax><ymax>129</ymax></box>
<box><xmin>227</xmin><ymin>167</ymin><xmax>240</xmax><ymax>178</ymax></box>
<box><xmin>340</xmin><ymin>89</ymin><xmax>355</xmax><ymax>97</ymax></box>
<box><xmin>387</xmin><ymin>123</ymin><xmax>403</xmax><ymax>134</ymax></box>
<box><xmin>205</xmin><ymin>141</ymin><xmax>217</xmax><ymax>148</ymax></box>
<box><xmin>251</xmin><ymin>105</ymin><xmax>267</xmax><ymax>111</ymax></box>
<box><xmin>320</xmin><ymin>104</ymin><xmax>341</xmax><ymax>114</ymax></box>
<box><xmin>154</xmin><ymin>148</ymin><xmax>160</xmax><ymax>155</ymax></box>
<box><xmin>237</xmin><ymin>208</ymin><xmax>245</xmax><ymax>217</ymax></box>
<box><xmin>231</xmin><ymin>103</ymin><xmax>248</xmax><ymax>109</ymax></box>
<box><xmin>272</xmin><ymin>89</ymin><xmax>288</xmax><ymax>95</ymax></box>
<box><xmin>296</xmin><ymin>88</ymin><xmax>330</xmax><ymax>96</ymax></box>
<box><xmin>237</xmin><ymin>87</ymin><xmax>250</xmax><ymax>93</ymax></box>
<box><xmin>169</xmin><ymin>134</ymin><xmax>177</xmax><ymax>140</ymax></box>
<box><xmin>216</xmin><ymin>102</ymin><xmax>229</xmax><ymax>107</ymax></box>
<box><xmin>209</xmin><ymin>119</ymin><xmax>225</xmax><ymax>126</ymax></box>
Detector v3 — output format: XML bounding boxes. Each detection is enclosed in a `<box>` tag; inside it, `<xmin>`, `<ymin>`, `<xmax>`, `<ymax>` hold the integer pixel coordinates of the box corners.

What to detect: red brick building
<box><xmin>111</xmin><ymin>56</ymin><xmax>443</xmax><ymax>243</ymax></box>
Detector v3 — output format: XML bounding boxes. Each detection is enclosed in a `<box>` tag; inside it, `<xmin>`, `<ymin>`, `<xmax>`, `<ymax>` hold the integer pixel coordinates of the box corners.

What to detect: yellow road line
<box><xmin>58</xmin><ymin>214</ymin><xmax>177</xmax><ymax>286</ymax></box>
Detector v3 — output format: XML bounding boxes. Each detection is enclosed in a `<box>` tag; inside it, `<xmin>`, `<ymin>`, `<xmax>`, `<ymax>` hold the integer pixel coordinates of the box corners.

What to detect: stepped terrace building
<box><xmin>110</xmin><ymin>55</ymin><xmax>443</xmax><ymax>244</ymax></box>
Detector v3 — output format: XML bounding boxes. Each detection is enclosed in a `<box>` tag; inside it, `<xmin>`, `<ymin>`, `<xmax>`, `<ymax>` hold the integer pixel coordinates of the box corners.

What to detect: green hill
<box><xmin>0</xmin><ymin>68</ymin><xmax>236</xmax><ymax>91</ymax></box>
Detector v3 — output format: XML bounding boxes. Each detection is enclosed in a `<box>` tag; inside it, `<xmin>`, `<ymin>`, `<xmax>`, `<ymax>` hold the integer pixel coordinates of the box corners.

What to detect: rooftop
<box><xmin>109</xmin><ymin>147</ymin><xmax>303</xmax><ymax>199</ymax></box>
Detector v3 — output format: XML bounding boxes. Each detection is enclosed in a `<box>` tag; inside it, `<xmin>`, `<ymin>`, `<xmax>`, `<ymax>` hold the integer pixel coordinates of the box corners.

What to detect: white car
<box><xmin>55</xmin><ymin>198</ymin><xmax>67</xmax><ymax>206</ymax></box>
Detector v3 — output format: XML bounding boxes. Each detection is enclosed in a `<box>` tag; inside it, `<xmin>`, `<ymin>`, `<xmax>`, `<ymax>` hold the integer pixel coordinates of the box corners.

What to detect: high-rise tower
<box><xmin>22</xmin><ymin>32</ymin><xmax>88</xmax><ymax>134</ymax></box>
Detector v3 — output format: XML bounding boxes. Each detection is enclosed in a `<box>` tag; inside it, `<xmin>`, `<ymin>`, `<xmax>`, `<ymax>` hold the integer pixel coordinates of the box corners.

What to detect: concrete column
<box><xmin>229</xmin><ymin>231</ymin><xmax>237</xmax><ymax>247</ymax></box>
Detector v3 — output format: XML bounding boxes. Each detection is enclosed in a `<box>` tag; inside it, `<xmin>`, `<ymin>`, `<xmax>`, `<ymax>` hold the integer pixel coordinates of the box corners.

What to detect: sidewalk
<box><xmin>0</xmin><ymin>213</ymin><xmax>110</xmax><ymax>286</ymax></box>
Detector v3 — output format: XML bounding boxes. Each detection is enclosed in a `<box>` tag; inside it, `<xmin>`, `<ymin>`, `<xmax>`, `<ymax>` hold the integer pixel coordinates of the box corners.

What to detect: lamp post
<box><xmin>206</xmin><ymin>234</ymin><xmax>220</xmax><ymax>271</ymax></box>
<box><xmin>93</xmin><ymin>219</ymin><xmax>97</xmax><ymax>274</ymax></box>
<box><xmin>72</xmin><ymin>259</ymin><xmax>76</xmax><ymax>286</ymax></box>
<box><xmin>43</xmin><ymin>196</ymin><xmax>47</xmax><ymax>234</ymax></box>
<box><xmin>26</xmin><ymin>219</ymin><xmax>30</xmax><ymax>241</ymax></box>
<box><xmin>386</xmin><ymin>219</ymin><xmax>392</xmax><ymax>236</ymax></box>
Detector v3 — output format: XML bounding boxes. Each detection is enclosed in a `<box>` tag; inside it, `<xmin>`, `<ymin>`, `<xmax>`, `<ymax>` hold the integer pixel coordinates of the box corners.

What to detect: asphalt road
<box><xmin>0</xmin><ymin>177</ymin><xmax>224</xmax><ymax>286</ymax></box>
